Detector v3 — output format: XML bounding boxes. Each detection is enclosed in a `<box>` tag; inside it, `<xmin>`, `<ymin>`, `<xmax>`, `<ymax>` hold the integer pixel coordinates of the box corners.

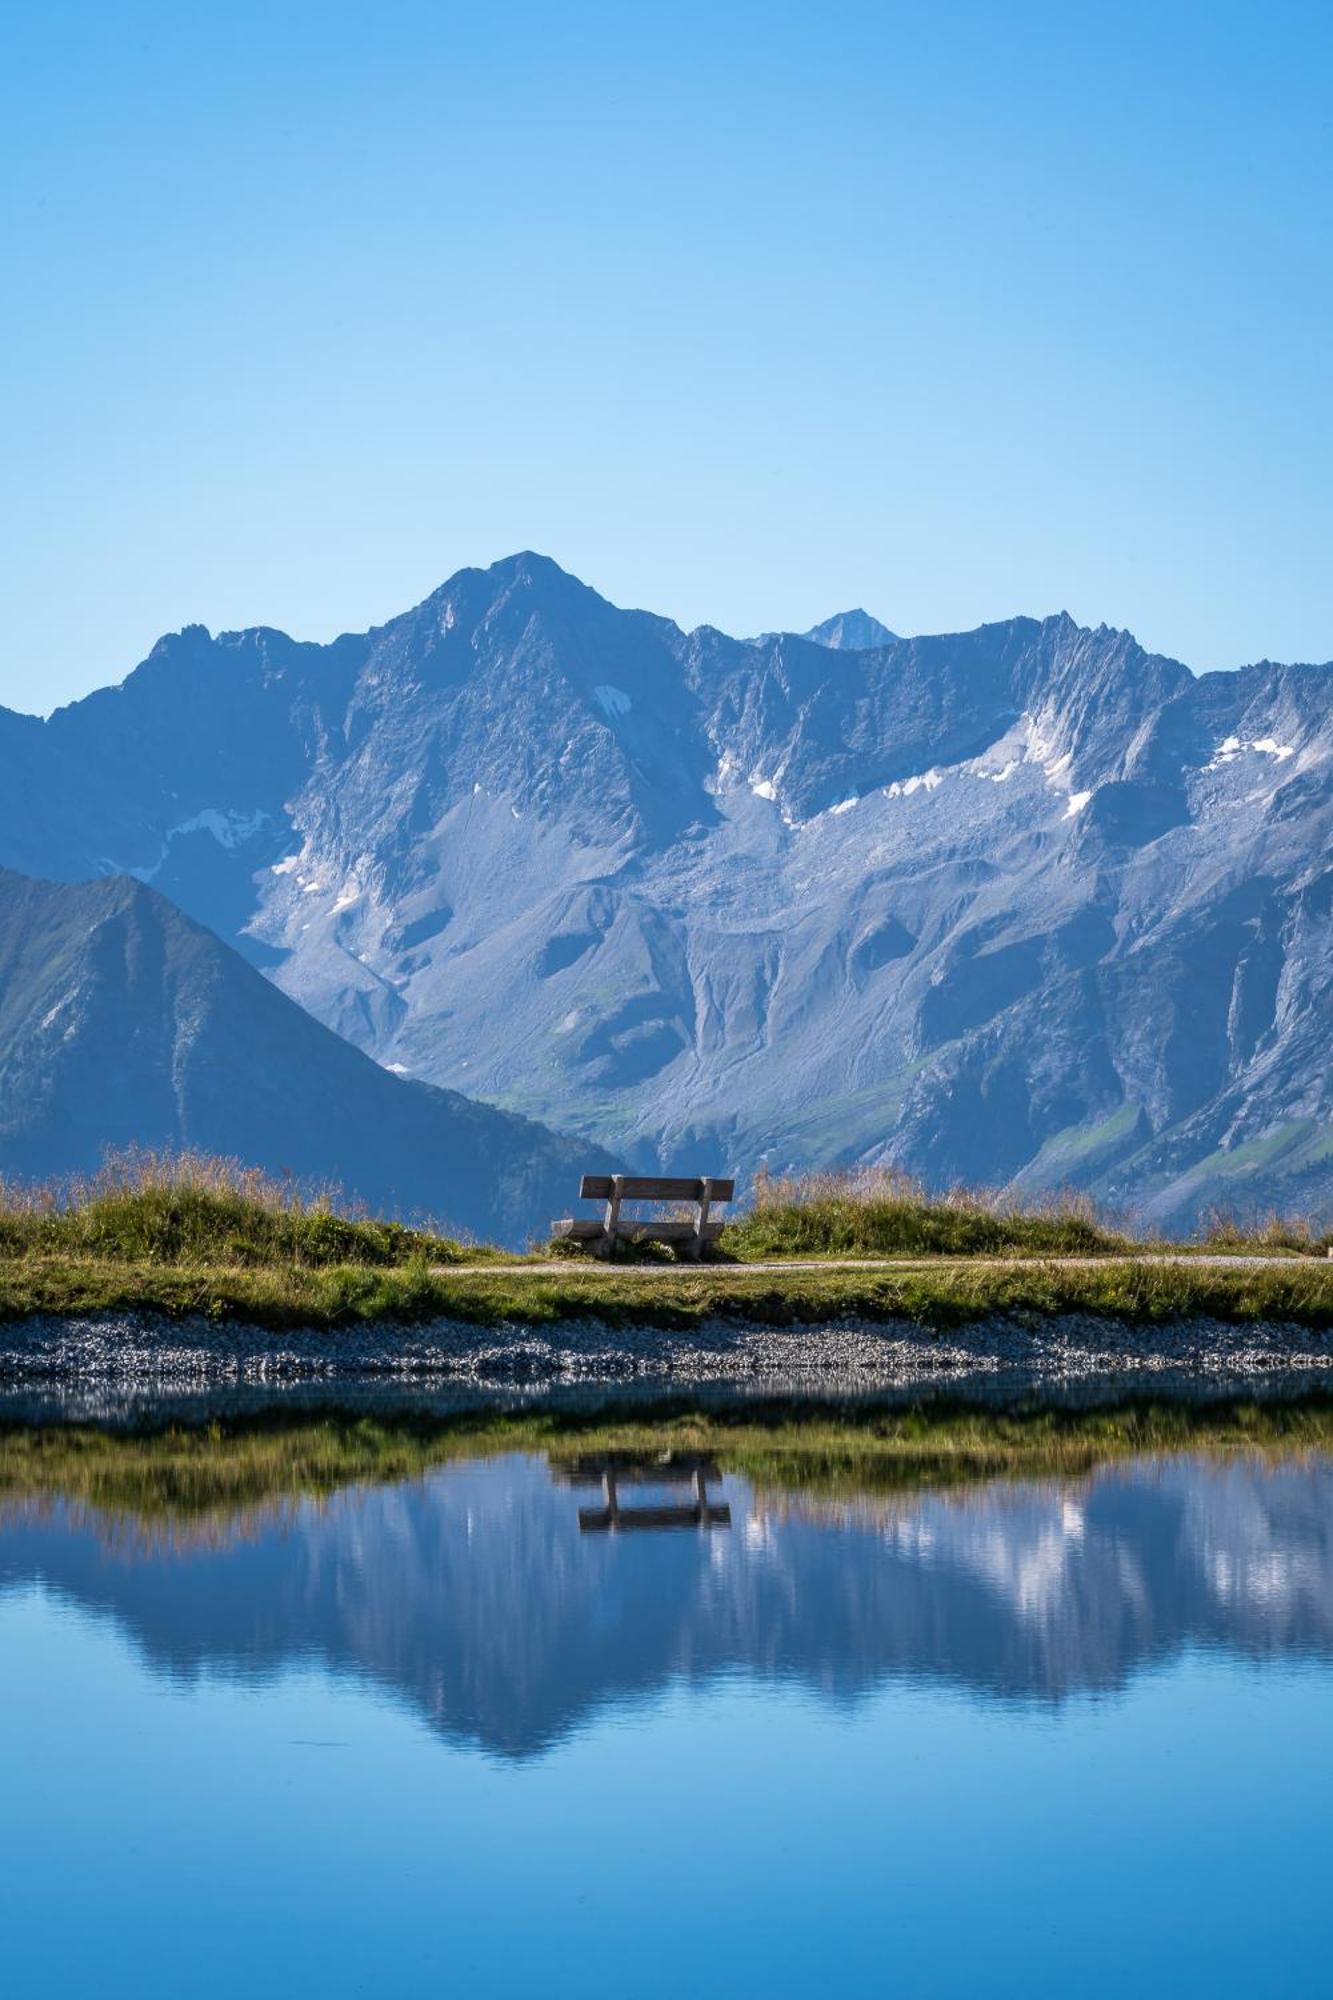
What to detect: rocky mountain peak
<box><xmin>803</xmin><ymin>608</ymin><xmax>898</xmax><ymax>651</ymax></box>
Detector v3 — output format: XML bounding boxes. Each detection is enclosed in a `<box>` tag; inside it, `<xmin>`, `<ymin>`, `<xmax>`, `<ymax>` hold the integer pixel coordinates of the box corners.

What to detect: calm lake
<box><xmin>2</xmin><ymin>1398</ymin><xmax>1331</xmax><ymax>1997</ymax></box>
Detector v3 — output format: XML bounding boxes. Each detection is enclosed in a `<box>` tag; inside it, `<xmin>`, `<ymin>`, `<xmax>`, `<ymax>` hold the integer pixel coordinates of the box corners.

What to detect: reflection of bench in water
<box><xmin>557</xmin><ymin>1456</ymin><xmax>732</xmax><ymax>1534</ymax></box>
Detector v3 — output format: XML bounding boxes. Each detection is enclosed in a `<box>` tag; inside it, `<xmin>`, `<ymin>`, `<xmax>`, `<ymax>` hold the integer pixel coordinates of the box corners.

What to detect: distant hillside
<box><xmin>0</xmin><ymin>869</ymin><xmax>600</xmax><ymax>1244</ymax></box>
<box><xmin>3</xmin><ymin>552</ymin><xmax>1333</xmax><ymax>1227</ymax></box>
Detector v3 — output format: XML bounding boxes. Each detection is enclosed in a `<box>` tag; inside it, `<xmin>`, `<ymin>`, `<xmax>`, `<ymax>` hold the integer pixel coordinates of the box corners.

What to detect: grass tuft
<box><xmin>0</xmin><ymin>1149</ymin><xmax>480</xmax><ymax>1269</ymax></box>
<box><xmin>1200</xmin><ymin>1206</ymin><xmax>1333</xmax><ymax>1255</ymax></box>
<box><xmin>723</xmin><ymin>1167</ymin><xmax>1134</xmax><ymax>1259</ymax></box>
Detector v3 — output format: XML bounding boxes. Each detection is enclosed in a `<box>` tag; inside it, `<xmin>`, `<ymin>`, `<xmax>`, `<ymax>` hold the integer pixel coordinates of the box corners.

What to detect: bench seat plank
<box><xmin>553</xmin><ymin>1218</ymin><xmax>725</xmax><ymax>1243</ymax></box>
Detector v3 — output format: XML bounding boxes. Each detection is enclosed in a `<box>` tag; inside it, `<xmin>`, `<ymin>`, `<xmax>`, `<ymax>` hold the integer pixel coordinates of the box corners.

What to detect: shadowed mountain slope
<box><xmin>0</xmin><ymin>868</ymin><xmax>599</xmax><ymax>1243</ymax></box>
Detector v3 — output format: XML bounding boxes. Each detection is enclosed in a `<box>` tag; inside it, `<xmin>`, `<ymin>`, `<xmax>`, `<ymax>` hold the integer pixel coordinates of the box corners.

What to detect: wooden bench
<box><xmin>553</xmin><ymin>1173</ymin><xmax>735</xmax><ymax>1260</ymax></box>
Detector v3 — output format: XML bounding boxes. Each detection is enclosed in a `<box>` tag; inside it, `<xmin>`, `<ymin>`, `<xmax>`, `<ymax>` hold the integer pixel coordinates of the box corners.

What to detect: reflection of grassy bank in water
<box><xmin>5</xmin><ymin>1397</ymin><xmax>1333</xmax><ymax>1530</ymax></box>
<box><xmin>0</xmin><ymin>1416</ymin><xmax>457</xmax><ymax>1525</ymax></box>
<box><xmin>714</xmin><ymin>1397</ymin><xmax>1333</xmax><ymax>1504</ymax></box>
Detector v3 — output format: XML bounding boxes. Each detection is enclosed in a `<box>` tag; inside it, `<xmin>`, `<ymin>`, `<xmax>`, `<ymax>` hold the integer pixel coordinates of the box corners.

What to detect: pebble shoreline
<box><xmin>2</xmin><ymin>1310</ymin><xmax>1332</xmax><ymax>1423</ymax></box>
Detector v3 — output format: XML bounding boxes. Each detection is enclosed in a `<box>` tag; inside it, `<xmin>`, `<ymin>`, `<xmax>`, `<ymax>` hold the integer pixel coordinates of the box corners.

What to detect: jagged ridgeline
<box><xmin>3</xmin><ymin>551</ymin><xmax>1332</xmax><ymax>1230</ymax></box>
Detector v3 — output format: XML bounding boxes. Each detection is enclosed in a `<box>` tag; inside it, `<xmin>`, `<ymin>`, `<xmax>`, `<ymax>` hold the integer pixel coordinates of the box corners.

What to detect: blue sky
<box><xmin>2</xmin><ymin>0</ymin><xmax>1329</xmax><ymax>714</ymax></box>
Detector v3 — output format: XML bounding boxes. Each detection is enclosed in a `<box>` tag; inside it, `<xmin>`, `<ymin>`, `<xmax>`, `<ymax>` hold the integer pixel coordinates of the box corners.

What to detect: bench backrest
<box><xmin>579</xmin><ymin>1174</ymin><xmax>735</xmax><ymax>1204</ymax></box>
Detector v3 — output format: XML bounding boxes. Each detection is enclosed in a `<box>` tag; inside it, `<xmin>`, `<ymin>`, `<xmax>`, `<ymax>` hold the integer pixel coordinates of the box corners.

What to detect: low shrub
<box><xmin>0</xmin><ymin>1150</ymin><xmax>469</xmax><ymax>1268</ymax></box>
<box><xmin>722</xmin><ymin>1167</ymin><xmax>1132</xmax><ymax>1260</ymax></box>
<box><xmin>1201</xmin><ymin>1207</ymin><xmax>1333</xmax><ymax>1255</ymax></box>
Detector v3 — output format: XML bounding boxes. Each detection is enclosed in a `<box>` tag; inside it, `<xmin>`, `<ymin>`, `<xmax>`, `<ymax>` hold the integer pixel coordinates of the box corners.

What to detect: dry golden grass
<box><xmin>723</xmin><ymin>1166</ymin><xmax>1135</xmax><ymax>1259</ymax></box>
<box><xmin>0</xmin><ymin>1149</ymin><xmax>481</xmax><ymax>1269</ymax></box>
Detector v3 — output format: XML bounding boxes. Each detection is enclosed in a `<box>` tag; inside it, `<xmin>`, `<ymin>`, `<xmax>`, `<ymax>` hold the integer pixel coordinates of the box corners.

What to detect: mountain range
<box><xmin>3</xmin><ymin>550</ymin><xmax>1332</xmax><ymax>1228</ymax></box>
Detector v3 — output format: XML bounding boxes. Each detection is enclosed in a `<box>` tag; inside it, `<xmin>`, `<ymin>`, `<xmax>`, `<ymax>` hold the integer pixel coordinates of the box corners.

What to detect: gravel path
<box><xmin>2</xmin><ymin>1309</ymin><xmax>1332</xmax><ymax>1425</ymax></box>
<box><xmin>438</xmin><ymin>1252</ymin><xmax>1331</xmax><ymax>1276</ymax></box>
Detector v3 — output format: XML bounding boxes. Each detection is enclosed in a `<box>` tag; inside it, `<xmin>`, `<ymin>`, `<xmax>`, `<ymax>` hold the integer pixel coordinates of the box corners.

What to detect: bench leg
<box><xmin>689</xmin><ymin>1179</ymin><xmax>715</xmax><ymax>1261</ymax></box>
<box><xmin>599</xmin><ymin>1176</ymin><xmax>624</xmax><ymax>1260</ymax></box>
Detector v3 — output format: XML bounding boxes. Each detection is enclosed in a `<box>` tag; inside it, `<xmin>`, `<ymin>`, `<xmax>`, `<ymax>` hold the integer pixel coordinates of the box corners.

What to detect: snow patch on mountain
<box><xmin>1206</xmin><ymin>735</ymin><xmax>1297</xmax><ymax>771</ymax></box>
<box><xmin>886</xmin><ymin>769</ymin><xmax>945</xmax><ymax>798</ymax></box>
<box><xmin>173</xmin><ymin>807</ymin><xmax>269</xmax><ymax>849</ymax></box>
<box><xmin>112</xmin><ymin>807</ymin><xmax>273</xmax><ymax>884</ymax></box>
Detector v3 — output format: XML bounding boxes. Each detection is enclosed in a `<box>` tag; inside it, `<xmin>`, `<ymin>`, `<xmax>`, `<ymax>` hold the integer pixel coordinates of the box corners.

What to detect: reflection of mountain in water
<box><xmin>2</xmin><ymin>1453</ymin><xmax>1331</xmax><ymax>1758</ymax></box>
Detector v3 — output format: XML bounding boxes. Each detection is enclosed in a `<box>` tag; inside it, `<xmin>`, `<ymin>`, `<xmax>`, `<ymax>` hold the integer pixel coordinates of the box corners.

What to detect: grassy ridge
<box><xmin>724</xmin><ymin>1168</ymin><xmax>1132</xmax><ymax>1258</ymax></box>
<box><xmin>725</xmin><ymin>1166</ymin><xmax>1333</xmax><ymax>1259</ymax></box>
<box><xmin>5</xmin><ymin>1397</ymin><xmax>1333</xmax><ymax>1528</ymax></box>
<box><xmin>0</xmin><ymin>1152</ymin><xmax>484</xmax><ymax>1268</ymax></box>
<box><xmin>1</xmin><ymin>1154</ymin><xmax>1332</xmax><ymax>1331</ymax></box>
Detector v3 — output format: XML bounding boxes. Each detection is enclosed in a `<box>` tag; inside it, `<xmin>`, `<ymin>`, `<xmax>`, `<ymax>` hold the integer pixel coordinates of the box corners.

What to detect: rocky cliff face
<box><xmin>0</xmin><ymin>868</ymin><xmax>600</xmax><ymax>1242</ymax></box>
<box><xmin>5</xmin><ymin>552</ymin><xmax>1332</xmax><ymax>1225</ymax></box>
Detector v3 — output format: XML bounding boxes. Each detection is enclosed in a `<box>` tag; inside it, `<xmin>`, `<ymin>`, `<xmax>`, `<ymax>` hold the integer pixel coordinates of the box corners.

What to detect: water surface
<box><xmin>2</xmin><ymin>1410</ymin><xmax>1331</xmax><ymax>1996</ymax></box>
